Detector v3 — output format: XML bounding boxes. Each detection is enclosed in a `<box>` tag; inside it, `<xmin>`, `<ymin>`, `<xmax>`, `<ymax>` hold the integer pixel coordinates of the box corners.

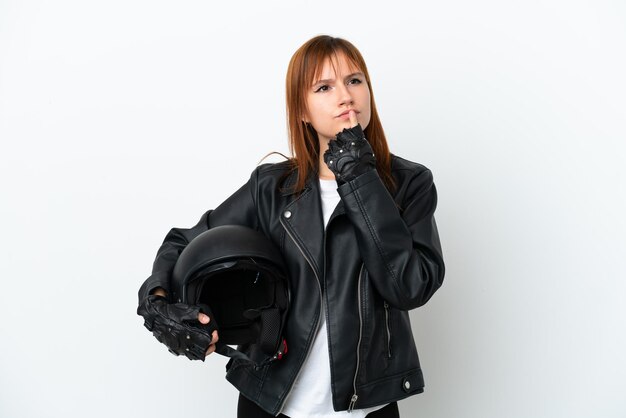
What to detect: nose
<box><xmin>337</xmin><ymin>83</ymin><xmax>354</xmax><ymax>106</ymax></box>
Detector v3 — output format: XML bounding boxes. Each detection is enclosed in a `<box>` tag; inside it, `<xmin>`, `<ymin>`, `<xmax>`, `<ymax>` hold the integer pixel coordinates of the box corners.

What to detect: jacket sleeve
<box><xmin>137</xmin><ymin>170</ymin><xmax>260</xmax><ymax>303</ymax></box>
<box><xmin>337</xmin><ymin>166</ymin><xmax>445</xmax><ymax>310</ymax></box>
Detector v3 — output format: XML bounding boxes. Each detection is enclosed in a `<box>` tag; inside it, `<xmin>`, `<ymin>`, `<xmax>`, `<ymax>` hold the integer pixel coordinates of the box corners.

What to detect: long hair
<box><xmin>284</xmin><ymin>35</ymin><xmax>395</xmax><ymax>193</ymax></box>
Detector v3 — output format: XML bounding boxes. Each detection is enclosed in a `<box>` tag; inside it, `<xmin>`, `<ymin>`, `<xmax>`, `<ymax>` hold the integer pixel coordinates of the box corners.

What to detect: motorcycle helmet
<box><xmin>171</xmin><ymin>225</ymin><xmax>289</xmax><ymax>365</ymax></box>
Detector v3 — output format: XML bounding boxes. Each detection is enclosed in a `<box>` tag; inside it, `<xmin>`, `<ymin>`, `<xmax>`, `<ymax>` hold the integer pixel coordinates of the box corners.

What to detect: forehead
<box><xmin>313</xmin><ymin>52</ymin><xmax>362</xmax><ymax>80</ymax></box>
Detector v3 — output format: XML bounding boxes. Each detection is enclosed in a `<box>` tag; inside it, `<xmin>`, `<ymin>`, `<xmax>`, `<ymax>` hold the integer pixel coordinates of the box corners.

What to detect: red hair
<box><xmin>284</xmin><ymin>35</ymin><xmax>395</xmax><ymax>193</ymax></box>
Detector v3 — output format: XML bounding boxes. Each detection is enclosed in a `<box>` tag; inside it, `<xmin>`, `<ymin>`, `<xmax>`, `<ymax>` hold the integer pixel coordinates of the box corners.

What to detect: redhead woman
<box><xmin>137</xmin><ymin>35</ymin><xmax>445</xmax><ymax>418</ymax></box>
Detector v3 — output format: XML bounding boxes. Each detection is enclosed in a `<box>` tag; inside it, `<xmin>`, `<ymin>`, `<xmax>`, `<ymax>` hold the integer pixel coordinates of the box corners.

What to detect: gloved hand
<box><xmin>137</xmin><ymin>294</ymin><xmax>218</xmax><ymax>361</ymax></box>
<box><xmin>323</xmin><ymin>121</ymin><xmax>376</xmax><ymax>185</ymax></box>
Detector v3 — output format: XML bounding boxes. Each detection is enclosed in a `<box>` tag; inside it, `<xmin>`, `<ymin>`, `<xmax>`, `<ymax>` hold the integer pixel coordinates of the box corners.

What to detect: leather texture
<box><xmin>137</xmin><ymin>295</ymin><xmax>217</xmax><ymax>361</ymax></box>
<box><xmin>137</xmin><ymin>155</ymin><xmax>445</xmax><ymax>414</ymax></box>
<box><xmin>323</xmin><ymin>124</ymin><xmax>376</xmax><ymax>185</ymax></box>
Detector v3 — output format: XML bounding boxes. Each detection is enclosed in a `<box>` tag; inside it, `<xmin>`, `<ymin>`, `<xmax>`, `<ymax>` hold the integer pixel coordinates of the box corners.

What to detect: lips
<box><xmin>337</xmin><ymin>110</ymin><xmax>358</xmax><ymax>118</ymax></box>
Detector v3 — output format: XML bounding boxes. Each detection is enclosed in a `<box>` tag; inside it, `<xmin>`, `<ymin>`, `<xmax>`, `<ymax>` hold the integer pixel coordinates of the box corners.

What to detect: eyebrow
<box><xmin>313</xmin><ymin>72</ymin><xmax>365</xmax><ymax>85</ymax></box>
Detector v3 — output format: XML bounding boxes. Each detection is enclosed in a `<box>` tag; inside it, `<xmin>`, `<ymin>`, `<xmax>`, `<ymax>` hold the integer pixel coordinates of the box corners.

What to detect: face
<box><xmin>304</xmin><ymin>52</ymin><xmax>371</xmax><ymax>143</ymax></box>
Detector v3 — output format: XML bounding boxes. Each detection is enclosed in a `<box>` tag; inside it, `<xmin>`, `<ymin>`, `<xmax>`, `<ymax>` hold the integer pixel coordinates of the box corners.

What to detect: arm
<box><xmin>324</xmin><ymin>116</ymin><xmax>445</xmax><ymax>310</ymax></box>
<box><xmin>337</xmin><ymin>166</ymin><xmax>445</xmax><ymax>310</ymax></box>
<box><xmin>136</xmin><ymin>169</ymin><xmax>262</xmax><ymax>359</ymax></box>
<box><xmin>137</xmin><ymin>209</ymin><xmax>212</xmax><ymax>302</ymax></box>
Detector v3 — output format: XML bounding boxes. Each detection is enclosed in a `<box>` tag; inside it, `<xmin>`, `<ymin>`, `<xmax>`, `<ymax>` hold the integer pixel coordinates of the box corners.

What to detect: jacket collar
<box><xmin>279</xmin><ymin>165</ymin><xmax>346</xmax><ymax>217</ymax></box>
<box><xmin>279</xmin><ymin>167</ymin><xmax>306</xmax><ymax>197</ymax></box>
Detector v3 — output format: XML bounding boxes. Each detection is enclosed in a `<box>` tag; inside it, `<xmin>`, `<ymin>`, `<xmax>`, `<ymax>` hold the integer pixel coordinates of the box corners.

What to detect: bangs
<box><xmin>305</xmin><ymin>44</ymin><xmax>366</xmax><ymax>88</ymax></box>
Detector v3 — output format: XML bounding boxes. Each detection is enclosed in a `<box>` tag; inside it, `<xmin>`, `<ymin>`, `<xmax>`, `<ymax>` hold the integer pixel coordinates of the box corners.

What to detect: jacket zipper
<box><xmin>348</xmin><ymin>264</ymin><xmax>365</xmax><ymax>412</ymax></box>
<box><xmin>384</xmin><ymin>301</ymin><xmax>392</xmax><ymax>358</ymax></box>
<box><xmin>278</xmin><ymin>216</ymin><xmax>324</xmax><ymax>412</ymax></box>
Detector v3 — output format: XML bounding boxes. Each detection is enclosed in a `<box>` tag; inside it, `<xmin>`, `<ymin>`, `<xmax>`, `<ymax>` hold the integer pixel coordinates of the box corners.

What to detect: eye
<box><xmin>314</xmin><ymin>84</ymin><xmax>330</xmax><ymax>93</ymax></box>
<box><xmin>349</xmin><ymin>78</ymin><xmax>363</xmax><ymax>85</ymax></box>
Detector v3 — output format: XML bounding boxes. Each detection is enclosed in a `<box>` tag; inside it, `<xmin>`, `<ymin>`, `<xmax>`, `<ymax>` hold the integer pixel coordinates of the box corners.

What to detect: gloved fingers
<box><xmin>186</xmin><ymin>328</ymin><xmax>216</xmax><ymax>361</ymax></box>
<box><xmin>166</xmin><ymin>302</ymin><xmax>201</xmax><ymax>322</ymax></box>
<box><xmin>182</xmin><ymin>341</ymin><xmax>210</xmax><ymax>361</ymax></box>
<box><xmin>311</xmin><ymin>123</ymin><xmax>370</xmax><ymax>184</ymax></box>
<box><xmin>327</xmin><ymin>138</ymin><xmax>341</xmax><ymax>154</ymax></box>
<box><xmin>186</xmin><ymin>314</ymin><xmax>219</xmax><ymax>338</ymax></box>
<box><xmin>323</xmin><ymin>148</ymin><xmax>334</xmax><ymax>167</ymax></box>
<box><xmin>148</xmin><ymin>312</ymin><xmax>215</xmax><ymax>360</ymax></box>
<box><xmin>323</xmin><ymin>151</ymin><xmax>337</xmax><ymax>174</ymax></box>
<box><xmin>173</xmin><ymin>324</ymin><xmax>214</xmax><ymax>361</ymax></box>
<box><xmin>337</xmin><ymin>123</ymin><xmax>365</xmax><ymax>143</ymax></box>
<box><xmin>336</xmin><ymin>159</ymin><xmax>357</xmax><ymax>177</ymax></box>
<box><xmin>139</xmin><ymin>295</ymin><xmax>222</xmax><ymax>361</ymax></box>
<box><xmin>151</xmin><ymin>325</ymin><xmax>175</xmax><ymax>348</ymax></box>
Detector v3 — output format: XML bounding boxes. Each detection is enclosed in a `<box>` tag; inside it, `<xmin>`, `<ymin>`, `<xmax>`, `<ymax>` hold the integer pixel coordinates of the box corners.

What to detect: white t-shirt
<box><xmin>280</xmin><ymin>178</ymin><xmax>386</xmax><ymax>418</ymax></box>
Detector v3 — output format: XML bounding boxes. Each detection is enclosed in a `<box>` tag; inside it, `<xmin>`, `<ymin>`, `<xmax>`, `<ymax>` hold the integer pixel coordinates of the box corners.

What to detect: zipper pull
<box><xmin>348</xmin><ymin>394</ymin><xmax>358</xmax><ymax>412</ymax></box>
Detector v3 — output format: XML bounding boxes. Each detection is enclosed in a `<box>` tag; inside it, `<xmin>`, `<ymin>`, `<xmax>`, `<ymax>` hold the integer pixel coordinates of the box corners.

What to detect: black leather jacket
<box><xmin>138</xmin><ymin>155</ymin><xmax>445</xmax><ymax>415</ymax></box>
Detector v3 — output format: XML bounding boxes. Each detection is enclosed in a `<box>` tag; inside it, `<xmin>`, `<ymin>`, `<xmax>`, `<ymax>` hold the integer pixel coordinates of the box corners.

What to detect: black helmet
<box><xmin>171</xmin><ymin>225</ymin><xmax>289</xmax><ymax>365</ymax></box>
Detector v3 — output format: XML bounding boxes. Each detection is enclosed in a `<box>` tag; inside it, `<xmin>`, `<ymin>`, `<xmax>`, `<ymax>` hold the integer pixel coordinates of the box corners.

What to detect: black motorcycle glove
<box><xmin>137</xmin><ymin>294</ymin><xmax>218</xmax><ymax>361</ymax></box>
<box><xmin>323</xmin><ymin>123</ymin><xmax>376</xmax><ymax>185</ymax></box>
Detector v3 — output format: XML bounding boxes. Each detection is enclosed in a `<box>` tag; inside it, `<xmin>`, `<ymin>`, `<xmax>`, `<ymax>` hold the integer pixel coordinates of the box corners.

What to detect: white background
<box><xmin>1</xmin><ymin>1</ymin><xmax>625</xmax><ymax>417</ymax></box>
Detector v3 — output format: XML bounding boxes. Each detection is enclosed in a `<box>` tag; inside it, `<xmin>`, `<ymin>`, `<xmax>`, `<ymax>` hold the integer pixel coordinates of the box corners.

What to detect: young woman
<box><xmin>137</xmin><ymin>35</ymin><xmax>445</xmax><ymax>418</ymax></box>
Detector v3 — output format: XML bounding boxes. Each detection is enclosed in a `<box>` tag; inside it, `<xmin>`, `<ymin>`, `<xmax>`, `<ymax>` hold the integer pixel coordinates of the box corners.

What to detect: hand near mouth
<box><xmin>348</xmin><ymin>110</ymin><xmax>358</xmax><ymax>128</ymax></box>
<box><xmin>323</xmin><ymin>112</ymin><xmax>376</xmax><ymax>185</ymax></box>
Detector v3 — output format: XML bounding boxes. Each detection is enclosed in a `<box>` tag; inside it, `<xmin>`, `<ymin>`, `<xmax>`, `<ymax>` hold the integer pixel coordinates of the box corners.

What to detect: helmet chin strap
<box><xmin>215</xmin><ymin>305</ymin><xmax>285</xmax><ymax>365</ymax></box>
<box><xmin>216</xmin><ymin>338</ymin><xmax>288</xmax><ymax>367</ymax></box>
